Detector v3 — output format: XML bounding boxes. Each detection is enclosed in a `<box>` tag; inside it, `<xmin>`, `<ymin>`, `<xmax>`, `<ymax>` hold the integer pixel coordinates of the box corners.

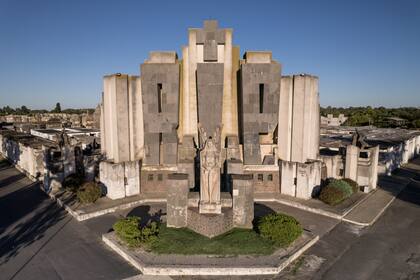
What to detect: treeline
<box><xmin>321</xmin><ymin>106</ymin><xmax>420</xmax><ymax>128</ymax></box>
<box><xmin>0</xmin><ymin>103</ymin><xmax>95</xmax><ymax>116</ymax></box>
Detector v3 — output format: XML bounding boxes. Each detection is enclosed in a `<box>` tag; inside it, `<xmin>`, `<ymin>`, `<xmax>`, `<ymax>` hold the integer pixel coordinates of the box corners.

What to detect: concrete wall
<box><xmin>102</xmin><ymin>74</ymin><xmax>143</xmax><ymax>164</ymax></box>
<box><xmin>0</xmin><ymin>134</ymin><xmax>45</xmax><ymax>179</ymax></box>
<box><xmin>278</xmin><ymin>75</ymin><xmax>319</xmax><ymax>163</ymax></box>
<box><xmin>181</xmin><ymin>20</ymin><xmax>237</xmax><ymax>145</ymax></box>
<box><xmin>243</xmin><ymin>166</ymin><xmax>280</xmax><ymax>194</ymax></box>
<box><xmin>141</xmin><ymin>53</ymin><xmax>180</xmax><ymax>166</ymax></box>
<box><xmin>343</xmin><ymin>145</ymin><xmax>380</xmax><ymax>192</ymax></box>
<box><xmin>278</xmin><ymin>76</ymin><xmax>293</xmax><ymax>161</ymax></box>
<box><xmin>239</xmin><ymin>54</ymin><xmax>281</xmax><ymax>164</ymax></box>
<box><xmin>319</xmin><ymin>154</ymin><xmax>343</xmax><ymax>179</ymax></box>
<box><xmin>99</xmin><ymin>160</ymin><xmax>141</xmax><ymax>200</ymax></box>
<box><xmin>279</xmin><ymin>159</ymin><xmax>322</xmax><ymax>200</ymax></box>
<box><xmin>140</xmin><ymin>165</ymin><xmax>178</xmax><ymax>195</ymax></box>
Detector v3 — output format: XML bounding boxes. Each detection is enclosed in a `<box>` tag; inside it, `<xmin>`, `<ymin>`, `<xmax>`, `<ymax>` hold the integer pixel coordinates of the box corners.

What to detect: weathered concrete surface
<box><xmin>240</xmin><ymin>59</ymin><xmax>281</xmax><ymax>164</ymax></box>
<box><xmin>141</xmin><ymin>55</ymin><xmax>180</xmax><ymax>165</ymax></box>
<box><xmin>187</xmin><ymin>207</ymin><xmax>233</xmax><ymax>238</ymax></box>
<box><xmin>99</xmin><ymin>160</ymin><xmax>141</xmax><ymax>200</ymax></box>
<box><xmin>288</xmin><ymin>75</ymin><xmax>319</xmax><ymax>163</ymax></box>
<box><xmin>232</xmin><ymin>174</ymin><xmax>254</xmax><ymax>228</ymax></box>
<box><xmin>166</xmin><ymin>173</ymin><xmax>189</xmax><ymax>228</ymax></box>
<box><xmin>343</xmin><ymin>167</ymin><xmax>414</xmax><ymax>225</ymax></box>
<box><xmin>102</xmin><ymin>74</ymin><xmax>131</xmax><ymax>163</ymax></box>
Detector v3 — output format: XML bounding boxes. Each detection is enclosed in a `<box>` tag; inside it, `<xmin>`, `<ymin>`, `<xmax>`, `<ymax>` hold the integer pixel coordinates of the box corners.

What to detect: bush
<box><xmin>63</xmin><ymin>174</ymin><xmax>84</xmax><ymax>193</ymax></box>
<box><xmin>342</xmin><ymin>178</ymin><xmax>359</xmax><ymax>193</ymax></box>
<box><xmin>113</xmin><ymin>217</ymin><xmax>142</xmax><ymax>247</ymax></box>
<box><xmin>257</xmin><ymin>213</ymin><xmax>303</xmax><ymax>247</ymax></box>
<box><xmin>319</xmin><ymin>179</ymin><xmax>353</xmax><ymax>205</ymax></box>
<box><xmin>329</xmin><ymin>179</ymin><xmax>353</xmax><ymax>197</ymax></box>
<box><xmin>113</xmin><ymin>216</ymin><xmax>159</xmax><ymax>247</ymax></box>
<box><xmin>77</xmin><ymin>182</ymin><xmax>101</xmax><ymax>204</ymax></box>
<box><xmin>319</xmin><ymin>185</ymin><xmax>346</xmax><ymax>205</ymax></box>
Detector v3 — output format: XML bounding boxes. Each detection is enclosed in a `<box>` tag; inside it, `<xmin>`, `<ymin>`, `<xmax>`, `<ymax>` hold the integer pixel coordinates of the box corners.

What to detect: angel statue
<box><xmin>197</xmin><ymin>124</ymin><xmax>222</xmax><ymax>206</ymax></box>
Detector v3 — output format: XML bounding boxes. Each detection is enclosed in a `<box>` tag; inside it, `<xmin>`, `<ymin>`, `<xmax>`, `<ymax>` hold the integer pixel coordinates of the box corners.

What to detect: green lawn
<box><xmin>148</xmin><ymin>224</ymin><xmax>278</xmax><ymax>256</ymax></box>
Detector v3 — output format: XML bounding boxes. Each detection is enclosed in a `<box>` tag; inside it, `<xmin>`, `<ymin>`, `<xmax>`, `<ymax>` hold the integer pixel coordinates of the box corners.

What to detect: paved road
<box><xmin>0</xmin><ymin>159</ymin><xmax>138</xmax><ymax>280</ymax></box>
<box><xmin>308</xmin><ymin>169</ymin><xmax>420</xmax><ymax>280</ymax></box>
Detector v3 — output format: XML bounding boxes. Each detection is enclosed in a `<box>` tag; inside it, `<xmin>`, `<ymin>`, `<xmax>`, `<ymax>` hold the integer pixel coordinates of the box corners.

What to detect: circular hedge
<box><xmin>319</xmin><ymin>179</ymin><xmax>354</xmax><ymax>205</ymax></box>
<box><xmin>342</xmin><ymin>178</ymin><xmax>359</xmax><ymax>193</ymax></box>
<box><xmin>77</xmin><ymin>182</ymin><xmax>101</xmax><ymax>204</ymax></box>
<box><xmin>257</xmin><ymin>213</ymin><xmax>303</xmax><ymax>247</ymax></box>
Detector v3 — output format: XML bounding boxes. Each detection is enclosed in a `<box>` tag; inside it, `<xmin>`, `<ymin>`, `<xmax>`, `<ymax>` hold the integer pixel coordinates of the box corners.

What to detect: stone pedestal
<box><xmin>199</xmin><ymin>201</ymin><xmax>222</xmax><ymax>214</ymax></box>
<box><xmin>231</xmin><ymin>174</ymin><xmax>254</xmax><ymax>229</ymax></box>
<box><xmin>167</xmin><ymin>173</ymin><xmax>189</xmax><ymax>228</ymax></box>
<box><xmin>187</xmin><ymin>207</ymin><xmax>233</xmax><ymax>238</ymax></box>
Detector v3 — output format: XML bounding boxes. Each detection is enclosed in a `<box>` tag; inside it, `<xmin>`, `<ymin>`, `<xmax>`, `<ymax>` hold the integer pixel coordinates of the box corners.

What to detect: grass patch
<box><xmin>148</xmin><ymin>224</ymin><xmax>278</xmax><ymax>255</ymax></box>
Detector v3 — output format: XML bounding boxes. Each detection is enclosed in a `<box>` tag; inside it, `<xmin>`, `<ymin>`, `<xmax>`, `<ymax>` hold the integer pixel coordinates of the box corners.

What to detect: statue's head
<box><xmin>207</xmin><ymin>136</ymin><xmax>214</xmax><ymax>147</ymax></box>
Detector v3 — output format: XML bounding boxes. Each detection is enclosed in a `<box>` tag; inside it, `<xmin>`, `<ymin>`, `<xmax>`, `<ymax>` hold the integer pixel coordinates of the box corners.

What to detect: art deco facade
<box><xmin>100</xmin><ymin>20</ymin><xmax>321</xmax><ymax>200</ymax></box>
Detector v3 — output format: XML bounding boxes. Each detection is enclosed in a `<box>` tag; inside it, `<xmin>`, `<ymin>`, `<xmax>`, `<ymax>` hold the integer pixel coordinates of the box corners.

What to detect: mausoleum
<box><xmin>99</xmin><ymin>20</ymin><xmax>322</xmax><ymax>236</ymax></box>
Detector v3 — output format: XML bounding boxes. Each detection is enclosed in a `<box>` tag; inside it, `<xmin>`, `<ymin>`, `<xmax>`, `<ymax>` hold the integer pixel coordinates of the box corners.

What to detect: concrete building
<box><xmin>99</xmin><ymin>20</ymin><xmax>322</xmax><ymax>205</ymax></box>
<box><xmin>320</xmin><ymin>126</ymin><xmax>420</xmax><ymax>186</ymax></box>
<box><xmin>0</xmin><ymin>126</ymin><xmax>102</xmax><ymax>190</ymax></box>
<box><xmin>321</xmin><ymin>114</ymin><xmax>348</xmax><ymax>127</ymax></box>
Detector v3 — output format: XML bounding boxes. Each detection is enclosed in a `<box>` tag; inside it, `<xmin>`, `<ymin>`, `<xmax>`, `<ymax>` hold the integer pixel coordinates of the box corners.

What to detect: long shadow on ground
<box><xmin>0</xmin><ymin>163</ymin><xmax>67</xmax><ymax>265</ymax></box>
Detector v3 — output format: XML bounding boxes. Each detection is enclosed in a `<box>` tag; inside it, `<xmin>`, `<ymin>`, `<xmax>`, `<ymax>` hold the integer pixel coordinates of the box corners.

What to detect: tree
<box><xmin>19</xmin><ymin>105</ymin><xmax>30</xmax><ymax>115</ymax></box>
<box><xmin>52</xmin><ymin>102</ymin><xmax>62</xmax><ymax>113</ymax></box>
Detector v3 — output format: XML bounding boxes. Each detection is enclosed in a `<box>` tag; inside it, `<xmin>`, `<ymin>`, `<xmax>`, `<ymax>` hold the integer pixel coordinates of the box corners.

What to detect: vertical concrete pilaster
<box><xmin>279</xmin><ymin>160</ymin><xmax>296</xmax><ymax>197</ymax></box>
<box><xmin>188</xmin><ymin>29</ymin><xmax>198</xmax><ymax>141</ymax></box>
<box><xmin>221</xmin><ymin>29</ymin><xmax>233</xmax><ymax>143</ymax></box>
<box><xmin>345</xmin><ymin>145</ymin><xmax>360</xmax><ymax>181</ymax></box>
<box><xmin>278</xmin><ymin>76</ymin><xmax>293</xmax><ymax>161</ymax></box>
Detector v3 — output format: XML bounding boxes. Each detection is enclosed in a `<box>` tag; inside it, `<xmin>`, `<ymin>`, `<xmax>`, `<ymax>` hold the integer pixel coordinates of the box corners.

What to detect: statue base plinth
<box><xmin>199</xmin><ymin>201</ymin><xmax>222</xmax><ymax>214</ymax></box>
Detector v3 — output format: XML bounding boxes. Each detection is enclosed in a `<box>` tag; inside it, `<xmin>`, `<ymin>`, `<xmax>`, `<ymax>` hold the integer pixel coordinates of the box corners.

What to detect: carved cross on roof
<box><xmin>196</xmin><ymin>20</ymin><xmax>226</xmax><ymax>62</ymax></box>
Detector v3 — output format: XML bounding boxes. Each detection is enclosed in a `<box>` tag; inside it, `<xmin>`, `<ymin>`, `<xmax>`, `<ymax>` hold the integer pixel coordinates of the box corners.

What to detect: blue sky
<box><xmin>0</xmin><ymin>0</ymin><xmax>419</xmax><ymax>109</ymax></box>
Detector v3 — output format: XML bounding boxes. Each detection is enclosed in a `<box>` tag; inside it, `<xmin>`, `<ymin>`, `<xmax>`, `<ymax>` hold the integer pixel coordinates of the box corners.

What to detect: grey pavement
<box><xmin>0</xmin><ymin>158</ymin><xmax>138</xmax><ymax>280</ymax></box>
<box><xmin>343</xmin><ymin>167</ymin><xmax>415</xmax><ymax>225</ymax></box>
<box><xmin>308</xmin><ymin>176</ymin><xmax>420</xmax><ymax>280</ymax></box>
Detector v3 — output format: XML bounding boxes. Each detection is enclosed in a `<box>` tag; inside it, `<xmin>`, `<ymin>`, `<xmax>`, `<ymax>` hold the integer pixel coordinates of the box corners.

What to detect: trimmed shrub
<box><xmin>257</xmin><ymin>213</ymin><xmax>303</xmax><ymax>247</ymax></box>
<box><xmin>63</xmin><ymin>174</ymin><xmax>84</xmax><ymax>193</ymax></box>
<box><xmin>113</xmin><ymin>216</ymin><xmax>159</xmax><ymax>247</ymax></box>
<box><xmin>329</xmin><ymin>179</ymin><xmax>353</xmax><ymax>197</ymax></box>
<box><xmin>113</xmin><ymin>216</ymin><xmax>142</xmax><ymax>247</ymax></box>
<box><xmin>140</xmin><ymin>221</ymin><xmax>159</xmax><ymax>245</ymax></box>
<box><xmin>342</xmin><ymin>178</ymin><xmax>359</xmax><ymax>193</ymax></box>
<box><xmin>77</xmin><ymin>182</ymin><xmax>101</xmax><ymax>204</ymax></box>
<box><xmin>319</xmin><ymin>179</ymin><xmax>353</xmax><ymax>205</ymax></box>
<box><xmin>319</xmin><ymin>185</ymin><xmax>346</xmax><ymax>205</ymax></box>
